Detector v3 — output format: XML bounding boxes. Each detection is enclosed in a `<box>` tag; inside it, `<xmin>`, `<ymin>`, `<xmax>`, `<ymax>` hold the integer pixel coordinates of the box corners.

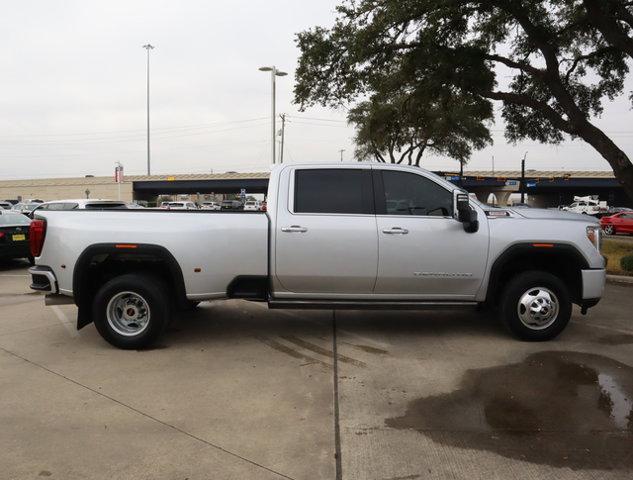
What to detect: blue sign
<box><xmin>526</xmin><ymin>181</ymin><xmax>537</xmax><ymax>188</ymax></box>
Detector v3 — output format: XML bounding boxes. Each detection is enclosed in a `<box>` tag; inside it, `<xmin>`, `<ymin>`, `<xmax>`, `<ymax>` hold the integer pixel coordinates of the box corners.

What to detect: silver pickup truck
<box><xmin>28</xmin><ymin>163</ymin><xmax>606</xmax><ymax>349</ymax></box>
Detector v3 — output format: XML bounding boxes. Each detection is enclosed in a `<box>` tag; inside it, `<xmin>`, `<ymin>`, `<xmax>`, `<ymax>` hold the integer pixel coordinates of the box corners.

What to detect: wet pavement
<box><xmin>1</xmin><ymin>259</ymin><xmax>632</xmax><ymax>479</ymax></box>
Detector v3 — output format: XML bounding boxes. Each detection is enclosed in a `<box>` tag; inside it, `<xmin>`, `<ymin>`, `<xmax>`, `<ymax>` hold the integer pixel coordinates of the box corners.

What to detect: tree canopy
<box><xmin>348</xmin><ymin>88</ymin><xmax>492</xmax><ymax>166</ymax></box>
<box><xmin>294</xmin><ymin>0</ymin><xmax>633</xmax><ymax>200</ymax></box>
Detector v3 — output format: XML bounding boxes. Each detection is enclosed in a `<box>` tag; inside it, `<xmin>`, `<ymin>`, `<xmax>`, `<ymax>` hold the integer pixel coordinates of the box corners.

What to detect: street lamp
<box><xmin>520</xmin><ymin>151</ymin><xmax>528</xmax><ymax>203</ymax></box>
<box><xmin>259</xmin><ymin>66</ymin><xmax>287</xmax><ymax>165</ymax></box>
<box><xmin>143</xmin><ymin>44</ymin><xmax>155</xmax><ymax>175</ymax></box>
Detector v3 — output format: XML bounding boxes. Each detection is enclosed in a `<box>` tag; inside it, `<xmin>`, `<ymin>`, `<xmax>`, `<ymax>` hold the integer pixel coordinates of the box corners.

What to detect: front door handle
<box><xmin>382</xmin><ymin>227</ymin><xmax>409</xmax><ymax>235</ymax></box>
<box><xmin>281</xmin><ymin>225</ymin><xmax>308</xmax><ymax>233</ymax></box>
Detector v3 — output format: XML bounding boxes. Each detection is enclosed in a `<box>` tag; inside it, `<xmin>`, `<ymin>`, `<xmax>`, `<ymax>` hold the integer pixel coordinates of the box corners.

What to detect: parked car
<box><xmin>0</xmin><ymin>211</ymin><xmax>32</xmax><ymax>263</ymax></box>
<box><xmin>560</xmin><ymin>195</ymin><xmax>608</xmax><ymax>216</ymax></box>
<box><xmin>159</xmin><ymin>201</ymin><xmax>171</xmax><ymax>209</ymax></box>
<box><xmin>200</xmin><ymin>201</ymin><xmax>221</xmax><ymax>211</ymax></box>
<box><xmin>220</xmin><ymin>200</ymin><xmax>243</xmax><ymax>210</ymax></box>
<box><xmin>30</xmin><ymin>163</ymin><xmax>605</xmax><ymax>349</ymax></box>
<box><xmin>31</xmin><ymin>199</ymin><xmax>127</xmax><ymax>217</ymax></box>
<box><xmin>165</xmin><ymin>201</ymin><xmax>198</xmax><ymax>210</ymax></box>
<box><xmin>126</xmin><ymin>202</ymin><xmax>146</xmax><ymax>209</ymax></box>
<box><xmin>12</xmin><ymin>202</ymin><xmax>41</xmax><ymax>216</ymax></box>
<box><xmin>243</xmin><ymin>200</ymin><xmax>261</xmax><ymax>211</ymax></box>
<box><xmin>600</xmin><ymin>212</ymin><xmax>633</xmax><ymax>235</ymax></box>
<box><xmin>0</xmin><ymin>201</ymin><xmax>13</xmax><ymax>210</ymax></box>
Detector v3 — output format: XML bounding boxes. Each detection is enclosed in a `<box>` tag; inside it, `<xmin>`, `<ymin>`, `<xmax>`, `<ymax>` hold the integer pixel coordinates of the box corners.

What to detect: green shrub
<box><xmin>621</xmin><ymin>254</ymin><xmax>633</xmax><ymax>272</ymax></box>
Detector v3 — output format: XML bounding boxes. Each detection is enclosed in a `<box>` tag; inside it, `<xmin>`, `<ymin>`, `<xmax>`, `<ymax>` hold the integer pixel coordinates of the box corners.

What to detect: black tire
<box><xmin>92</xmin><ymin>273</ymin><xmax>171</xmax><ymax>349</ymax></box>
<box><xmin>499</xmin><ymin>270</ymin><xmax>571</xmax><ymax>341</ymax></box>
<box><xmin>27</xmin><ymin>255</ymin><xmax>35</xmax><ymax>266</ymax></box>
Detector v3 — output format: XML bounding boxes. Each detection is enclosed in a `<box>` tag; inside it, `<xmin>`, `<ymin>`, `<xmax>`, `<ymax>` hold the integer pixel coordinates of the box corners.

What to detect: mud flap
<box><xmin>76</xmin><ymin>300</ymin><xmax>93</xmax><ymax>330</ymax></box>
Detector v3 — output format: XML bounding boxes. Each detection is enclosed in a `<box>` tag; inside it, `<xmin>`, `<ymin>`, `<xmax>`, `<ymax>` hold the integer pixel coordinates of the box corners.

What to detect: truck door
<box><xmin>372</xmin><ymin>168</ymin><xmax>489</xmax><ymax>299</ymax></box>
<box><xmin>274</xmin><ymin>167</ymin><xmax>378</xmax><ymax>294</ymax></box>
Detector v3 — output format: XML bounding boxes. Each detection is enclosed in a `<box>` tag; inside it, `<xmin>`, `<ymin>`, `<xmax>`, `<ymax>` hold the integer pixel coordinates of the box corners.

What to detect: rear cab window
<box><xmin>84</xmin><ymin>202</ymin><xmax>126</xmax><ymax>210</ymax></box>
<box><xmin>293</xmin><ymin>169</ymin><xmax>373</xmax><ymax>214</ymax></box>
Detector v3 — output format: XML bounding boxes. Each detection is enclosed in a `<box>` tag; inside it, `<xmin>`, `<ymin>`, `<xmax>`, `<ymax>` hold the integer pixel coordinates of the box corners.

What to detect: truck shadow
<box><xmin>165</xmin><ymin>300</ymin><xmax>504</xmax><ymax>349</ymax></box>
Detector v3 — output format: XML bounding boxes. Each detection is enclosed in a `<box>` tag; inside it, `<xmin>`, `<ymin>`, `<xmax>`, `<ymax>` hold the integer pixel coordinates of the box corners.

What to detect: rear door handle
<box><xmin>281</xmin><ymin>225</ymin><xmax>308</xmax><ymax>233</ymax></box>
<box><xmin>382</xmin><ymin>227</ymin><xmax>409</xmax><ymax>235</ymax></box>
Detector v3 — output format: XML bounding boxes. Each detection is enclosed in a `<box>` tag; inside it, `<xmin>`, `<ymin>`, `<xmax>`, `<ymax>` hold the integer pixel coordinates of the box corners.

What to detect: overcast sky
<box><xmin>1</xmin><ymin>0</ymin><xmax>632</xmax><ymax>179</ymax></box>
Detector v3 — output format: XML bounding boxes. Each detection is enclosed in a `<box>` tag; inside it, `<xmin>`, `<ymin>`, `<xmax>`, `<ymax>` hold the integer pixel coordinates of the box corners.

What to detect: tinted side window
<box><xmin>380</xmin><ymin>171</ymin><xmax>453</xmax><ymax>216</ymax></box>
<box><xmin>294</xmin><ymin>169</ymin><xmax>373</xmax><ymax>214</ymax></box>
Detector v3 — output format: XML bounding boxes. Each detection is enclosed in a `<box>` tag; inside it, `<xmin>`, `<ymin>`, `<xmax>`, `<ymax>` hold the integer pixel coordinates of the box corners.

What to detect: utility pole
<box><xmin>339</xmin><ymin>149</ymin><xmax>345</xmax><ymax>162</ymax></box>
<box><xmin>520</xmin><ymin>151</ymin><xmax>527</xmax><ymax>203</ymax></box>
<box><xmin>259</xmin><ymin>66</ymin><xmax>287</xmax><ymax>165</ymax></box>
<box><xmin>279</xmin><ymin>113</ymin><xmax>286</xmax><ymax>164</ymax></box>
<box><xmin>142</xmin><ymin>44</ymin><xmax>154</xmax><ymax>176</ymax></box>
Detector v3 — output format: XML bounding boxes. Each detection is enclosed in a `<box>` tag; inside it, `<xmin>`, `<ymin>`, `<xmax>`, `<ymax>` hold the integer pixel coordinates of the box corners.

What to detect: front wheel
<box><xmin>499</xmin><ymin>271</ymin><xmax>571</xmax><ymax>341</ymax></box>
<box><xmin>93</xmin><ymin>274</ymin><xmax>171</xmax><ymax>349</ymax></box>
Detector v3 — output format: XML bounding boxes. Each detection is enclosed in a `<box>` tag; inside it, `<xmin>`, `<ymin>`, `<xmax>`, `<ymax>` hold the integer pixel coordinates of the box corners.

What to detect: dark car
<box><xmin>0</xmin><ymin>211</ymin><xmax>32</xmax><ymax>263</ymax></box>
<box><xmin>220</xmin><ymin>200</ymin><xmax>243</xmax><ymax>210</ymax></box>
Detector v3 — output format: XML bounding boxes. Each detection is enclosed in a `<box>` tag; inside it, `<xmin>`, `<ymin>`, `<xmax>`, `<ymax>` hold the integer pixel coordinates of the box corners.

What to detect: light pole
<box><xmin>520</xmin><ymin>151</ymin><xmax>528</xmax><ymax>203</ymax></box>
<box><xmin>143</xmin><ymin>44</ymin><xmax>154</xmax><ymax>175</ymax></box>
<box><xmin>339</xmin><ymin>149</ymin><xmax>345</xmax><ymax>162</ymax></box>
<box><xmin>259</xmin><ymin>66</ymin><xmax>287</xmax><ymax>165</ymax></box>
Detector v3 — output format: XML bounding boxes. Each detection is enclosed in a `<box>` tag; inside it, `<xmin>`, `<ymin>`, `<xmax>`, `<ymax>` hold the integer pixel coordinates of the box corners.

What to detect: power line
<box><xmin>0</xmin><ymin>117</ymin><xmax>270</xmax><ymax>140</ymax></box>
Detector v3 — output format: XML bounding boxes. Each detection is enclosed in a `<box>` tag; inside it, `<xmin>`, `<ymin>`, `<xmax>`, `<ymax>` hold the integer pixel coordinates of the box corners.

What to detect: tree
<box><xmin>348</xmin><ymin>89</ymin><xmax>492</xmax><ymax>167</ymax></box>
<box><xmin>294</xmin><ymin>0</ymin><xmax>633</xmax><ymax>201</ymax></box>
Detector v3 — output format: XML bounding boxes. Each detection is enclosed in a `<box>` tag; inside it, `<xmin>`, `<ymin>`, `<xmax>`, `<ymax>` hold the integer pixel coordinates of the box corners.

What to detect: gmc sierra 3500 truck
<box><xmin>28</xmin><ymin>163</ymin><xmax>606</xmax><ymax>349</ymax></box>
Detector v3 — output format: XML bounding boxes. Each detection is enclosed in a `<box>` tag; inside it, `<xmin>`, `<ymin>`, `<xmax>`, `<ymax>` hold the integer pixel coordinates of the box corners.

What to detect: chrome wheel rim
<box><xmin>517</xmin><ymin>287</ymin><xmax>559</xmax><ymax>330</ymax></box>
<box><xmin>106</xmin><ymin>291</ymin><xmax>151</xmax><ymax>336</ymax></box>
<box><xmin>603</xmin><ymin>225</ymin><xmax>614</xmax><ymax>235</ymax></box>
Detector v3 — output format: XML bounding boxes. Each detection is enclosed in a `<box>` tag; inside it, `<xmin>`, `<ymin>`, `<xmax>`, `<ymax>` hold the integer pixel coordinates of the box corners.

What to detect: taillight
<box><xmin>29</xmin><ymin>219</ymin><xmax>46</xmax><ymax>257</ymax></box>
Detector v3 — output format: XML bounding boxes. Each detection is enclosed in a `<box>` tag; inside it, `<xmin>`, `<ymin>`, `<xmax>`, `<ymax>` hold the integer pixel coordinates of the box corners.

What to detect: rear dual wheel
<box><xmin>93</xmin><ymin>274</ymin><xmax>171</xmax><ymax>349</ymax></box>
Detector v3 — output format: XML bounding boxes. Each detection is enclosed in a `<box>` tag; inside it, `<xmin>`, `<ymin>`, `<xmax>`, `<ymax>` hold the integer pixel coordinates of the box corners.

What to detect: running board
<box><xmin>267</xmin><ymin>299</ymin><xmax>478</xmax><ymax>310</ymax></box>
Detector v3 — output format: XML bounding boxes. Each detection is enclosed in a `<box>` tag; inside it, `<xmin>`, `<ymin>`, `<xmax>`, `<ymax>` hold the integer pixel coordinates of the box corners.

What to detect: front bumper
<box><xmin>581</xmin><ymin>268</ymin><xmax>606</xmax><ymax>300</ymax></box>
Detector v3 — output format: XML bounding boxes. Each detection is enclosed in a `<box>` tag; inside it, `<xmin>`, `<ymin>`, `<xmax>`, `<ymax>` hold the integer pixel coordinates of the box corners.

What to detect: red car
<box><xmin>600</xmin><ymin>211</ymin><xmax>633</xmax><ymax>235</ymax></box>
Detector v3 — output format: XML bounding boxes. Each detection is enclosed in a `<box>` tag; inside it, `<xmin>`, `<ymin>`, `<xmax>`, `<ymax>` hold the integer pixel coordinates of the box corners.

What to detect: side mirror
<box><xmin>454</xmin><ymin>192</ymin><xmax>479</xmax><ymax>233</ymax></box>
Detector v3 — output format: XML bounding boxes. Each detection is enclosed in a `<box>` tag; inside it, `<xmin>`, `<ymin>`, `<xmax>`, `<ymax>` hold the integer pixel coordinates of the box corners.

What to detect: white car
<box><xmin>165</xmin><ymin>201</ymin><xmax>198</xmax><ymax>210</ymax></box>
<box><xmin>200</xmin><ymin>202</ymin><xmax>221</xmax><ymax>211</ymax></box>
<box><xmin>243</xmin><ymin>200</ymin><xmax>261</xmax><ymax>211</ymax></box>
<box><xmin>32</xmin><ymin>199</ymin><xmax>127</xmax><ymax>214</ymax></box>
<box><xmin>30</xmin><ymin>163</ymin><xmax>605</xmax><ymax>349</ymax></box>
<box><xmin>12</xmin><ymin>202</ymin><xmax>42</xmax><ymax>215</ymax></box>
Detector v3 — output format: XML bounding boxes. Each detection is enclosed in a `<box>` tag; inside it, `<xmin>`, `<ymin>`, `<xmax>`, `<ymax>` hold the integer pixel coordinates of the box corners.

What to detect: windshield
<box><xmin>0</xmin><ymin>213</ymin><xmax>31</xmax><ymax>225</ymax></box>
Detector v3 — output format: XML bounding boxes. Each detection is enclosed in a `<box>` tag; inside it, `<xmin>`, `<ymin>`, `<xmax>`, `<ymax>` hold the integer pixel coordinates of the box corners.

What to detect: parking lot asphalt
<box><xmin>1</xmin><ymin>259</ymin><xmax>632</xmax><ymax>480</ymax></box>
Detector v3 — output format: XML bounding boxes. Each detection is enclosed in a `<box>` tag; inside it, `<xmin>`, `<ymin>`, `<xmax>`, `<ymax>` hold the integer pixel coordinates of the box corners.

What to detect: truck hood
<box><xmin>508</xmin><ymin>208</ymin><xmax>598</xmax><ymax>223</ymax></box>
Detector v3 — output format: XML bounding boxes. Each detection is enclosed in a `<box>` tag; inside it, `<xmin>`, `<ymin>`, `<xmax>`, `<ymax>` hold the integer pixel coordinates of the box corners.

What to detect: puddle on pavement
<box><xmin>386</xmin><ymin>351</ymin><xmax>633</xmax><ymax>470</ymax></box>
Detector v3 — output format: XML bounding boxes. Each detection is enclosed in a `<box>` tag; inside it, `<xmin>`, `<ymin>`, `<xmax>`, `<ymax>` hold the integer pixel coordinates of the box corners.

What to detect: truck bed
<box><xmin>36</xmin><ymin>210</ymin><xmax>269</xmax><ymax>299</ymax></box>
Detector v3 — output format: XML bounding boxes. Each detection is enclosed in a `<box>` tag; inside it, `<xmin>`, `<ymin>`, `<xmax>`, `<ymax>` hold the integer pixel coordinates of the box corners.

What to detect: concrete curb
<box><xmin>607</xmin><ymin>274</ymin><xmax>633</xmax><ymax>285</ymax></box>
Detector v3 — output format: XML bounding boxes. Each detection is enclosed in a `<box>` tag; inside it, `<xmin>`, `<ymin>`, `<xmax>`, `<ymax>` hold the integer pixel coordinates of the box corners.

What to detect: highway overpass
<box><xmin>1</xmin><ymin>169</ymin><xmax>630</xmax><ymax>207</ymax></box>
